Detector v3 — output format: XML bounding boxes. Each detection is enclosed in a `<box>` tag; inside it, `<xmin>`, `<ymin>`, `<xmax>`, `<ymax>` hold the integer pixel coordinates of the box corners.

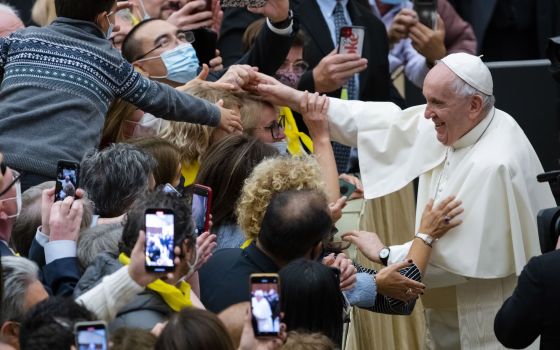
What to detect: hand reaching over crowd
<box><xmin>167</xmin><ymin>0</ymin><xmax>215</xmax><ymax>31</ymax></box>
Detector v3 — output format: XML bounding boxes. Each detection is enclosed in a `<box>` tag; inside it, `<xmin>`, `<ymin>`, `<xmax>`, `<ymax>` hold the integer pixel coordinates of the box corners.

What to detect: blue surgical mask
<box><xmin>380</xmin><ymin>0</ymin><xmax>404</xmax><ymax>5</ymax></box>
<box><xmin>139</xmin><ymin>44</ymin><xmax>200</xmax><ymax>84</ymax></box>
<box><xmin>105</xmin><ymin>14</ymin><xmax>114</xmax><ymax>39</ymax></box>
<box><xmin>271</xmin><ymin>140</ymin><xmax>288</xmax><ymax>155</ymax></box>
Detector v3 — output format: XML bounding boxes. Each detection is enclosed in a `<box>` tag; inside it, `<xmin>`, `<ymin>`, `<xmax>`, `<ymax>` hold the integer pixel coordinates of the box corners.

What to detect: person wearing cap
<box><xmin>256</xmin><ymin>52</ymin><xmax>555</xmax><ymax>349</ymax></box>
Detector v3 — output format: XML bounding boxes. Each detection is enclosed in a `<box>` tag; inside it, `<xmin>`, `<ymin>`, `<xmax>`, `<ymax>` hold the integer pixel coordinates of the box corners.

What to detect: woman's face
<box><xmin>252</xmin><ymin>105</ymin><xmax>285</xmax><ymax>144</ymax></box>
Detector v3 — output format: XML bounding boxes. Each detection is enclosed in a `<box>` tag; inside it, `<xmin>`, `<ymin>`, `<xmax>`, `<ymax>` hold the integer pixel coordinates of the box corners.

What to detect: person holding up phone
<box><xmin>373</xmin><ymin>0</ymin><xmax>476</xmax><ymax>88</ymax></box>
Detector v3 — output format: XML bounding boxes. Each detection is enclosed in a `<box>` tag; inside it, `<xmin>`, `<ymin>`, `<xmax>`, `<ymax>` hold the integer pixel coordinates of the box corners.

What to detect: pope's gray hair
<box><xmin>1</xmin><ymin>256</ymin><xmax>40</xmax><ymax>324</ymax></box>
<box><xmin>450</xmin><ymin>75</ymin><xmax>495</xmax><ymax>114</ymax></box>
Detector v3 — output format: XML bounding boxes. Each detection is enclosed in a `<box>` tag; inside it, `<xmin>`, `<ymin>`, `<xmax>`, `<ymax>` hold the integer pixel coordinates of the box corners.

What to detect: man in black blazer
<box><xmin>494</xmin><ymin>249</ymin><xmax>560</xmax><ymax>349</ymax></box>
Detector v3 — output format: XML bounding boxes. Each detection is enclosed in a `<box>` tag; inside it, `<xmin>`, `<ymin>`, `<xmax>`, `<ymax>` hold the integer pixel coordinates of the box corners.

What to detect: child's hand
<box><xmin>216</xmin><ymin>99</ymin><xmax>243</xmax><ymax>133</ymax></box>
<box><xmin>300</xmin><ymin>91</ymin><xmax>330</xmax><ymax>142</ymax></box>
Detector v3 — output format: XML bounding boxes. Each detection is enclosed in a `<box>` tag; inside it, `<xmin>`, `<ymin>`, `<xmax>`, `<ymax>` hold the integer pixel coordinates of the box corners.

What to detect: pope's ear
<box><xmin>468</xmin><ymin>94</ymin><xmax>484</xmax><ymax>119</ymax></box>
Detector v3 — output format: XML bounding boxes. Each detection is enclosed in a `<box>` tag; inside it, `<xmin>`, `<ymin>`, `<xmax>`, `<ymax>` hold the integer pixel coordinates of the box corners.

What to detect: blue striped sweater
<box><xmin>0</xmin><ymin>17</ymin><xmax>219</xmax><ymax>177</ymax></box>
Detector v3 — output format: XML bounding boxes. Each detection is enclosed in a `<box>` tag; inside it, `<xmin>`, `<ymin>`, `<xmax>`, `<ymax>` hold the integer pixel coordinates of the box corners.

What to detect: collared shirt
<box><xmin>315</xmin><ymin>0</ymin><xmax>361</xmax><ymax>96</ymax></box>
<box><xmin>370</xmin><ymin>1</ymin><xmax>430</xmax><ymax>88</ymax></box>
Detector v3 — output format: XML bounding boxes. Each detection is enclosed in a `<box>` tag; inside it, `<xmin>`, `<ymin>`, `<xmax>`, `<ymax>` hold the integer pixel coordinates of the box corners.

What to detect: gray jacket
<box><xmin>74</xmin><ymin>252</ymin><xmax>172</xmax><ymax>331</ymax></box>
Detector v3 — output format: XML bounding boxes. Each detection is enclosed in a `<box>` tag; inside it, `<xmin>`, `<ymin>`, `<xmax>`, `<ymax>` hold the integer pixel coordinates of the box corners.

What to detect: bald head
<box><xmin>0</xmin><ymin>4</ymin><xmax>24</xmax><ymax>37</ymax></box>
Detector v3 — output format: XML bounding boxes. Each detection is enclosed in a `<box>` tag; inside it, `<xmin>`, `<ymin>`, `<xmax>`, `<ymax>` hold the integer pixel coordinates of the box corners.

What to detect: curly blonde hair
<box><xmin>237</xmin><ymin>156</ymin><xmax>326</xmax><ymax>241</ymax></box>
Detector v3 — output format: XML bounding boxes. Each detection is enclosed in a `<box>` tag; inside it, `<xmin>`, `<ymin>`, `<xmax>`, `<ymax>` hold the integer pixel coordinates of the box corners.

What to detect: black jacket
<box><xmin>494</xmin><ymin>250</ymin><xmax>560</xmax><ymax>349</ymax></box>
<box><xmin>199</xmin><ymin>243</ymin><xmax>279</xmax><ymax>314</ymax></box>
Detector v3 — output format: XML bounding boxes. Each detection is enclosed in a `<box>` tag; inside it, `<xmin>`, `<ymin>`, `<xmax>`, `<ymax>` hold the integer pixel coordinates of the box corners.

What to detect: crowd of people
<box><xmin>0</xmin><ymin>0</ymin><xmax>559</xmax><ymax>349</ymax></box>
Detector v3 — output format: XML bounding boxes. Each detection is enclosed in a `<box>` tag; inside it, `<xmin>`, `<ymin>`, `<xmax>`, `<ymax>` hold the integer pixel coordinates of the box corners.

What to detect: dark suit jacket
<box><xmin>295</xmin><ymin>0</ymin><xmax>392</xmax><ymax>104</ymax></box>
<box><xmin>199</xmin><ymin>242</ymin><xmax>279</xmax><ymax>314</ymax></box>
<box><xmin>448</xmin><ymin>0</ymin><xmax>560</xmax><ymax>58</ymax></box>
<box><xmin>28</xmin><ymin>238</ymin><xmax>81</xmax><ymax>297</ymax></box>
<box><xmin>494</xmin><ymin>250</ymin><xmax>560</xmax><ymax>349</ymax></box>
<box><xmin>216</xmin><ymin>13</ymin><xmax>296</xmax><ymax>76</ymax></box>
<box><xmin>0</xmin><ymin>240</ymin><xmax>13</xmax><ymax>256</ymax></box>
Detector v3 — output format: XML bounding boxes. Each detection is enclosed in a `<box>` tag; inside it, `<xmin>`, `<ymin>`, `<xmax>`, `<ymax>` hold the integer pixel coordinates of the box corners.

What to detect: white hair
<box><xmin>0</xmin><ymin>3</ymin><xmax>19</xmax><ymax>16</ymax></box>
<box><xmin>1</xmin><ymin>256</ymin><xmax>40</xmax><ymax>323</ymax></box>
<box><xmin>450</xmin><ymin>74</ymin><xmax>495</xmax><ymax>114</ymax></box>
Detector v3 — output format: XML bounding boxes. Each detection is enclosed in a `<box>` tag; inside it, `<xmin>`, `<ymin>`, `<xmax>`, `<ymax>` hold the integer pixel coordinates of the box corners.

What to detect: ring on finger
<box><xmin>405</xmin><ymin>288</ymin><xmax>412</xmax><ymax>295</ymax></box>
<box><xmin>443</xmin><ymin>215</ymin><xmax>451</xmax><ymax>224</ymax></box>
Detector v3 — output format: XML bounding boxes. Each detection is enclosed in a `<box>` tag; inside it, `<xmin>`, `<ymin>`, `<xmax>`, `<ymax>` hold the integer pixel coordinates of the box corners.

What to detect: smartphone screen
<box><xmin>413</xmin><ymin>0</ymin><xmax>437</xmax><ymax>29</ymax></box>
<box><xmin>337</xmin><ymin>26</ymin><xmax>365</xmax><ymax>57</ymax></box>
<box><xmin>250</xmin><ymin>274</ymin><xmax>280</xmax><ymax>337</ymax></box>
<box><xmin>339</xmin><ymin>178</ymin><xmax>357</xmax><ymax>197</ymax></box>
<box><xmin>55</xmin><ymin>160</ymin><xmax>80</xmax><ymax>202</ymax></box>
<box><xmin>162</xmin><ymin>183</ymin><xmax>182</xmax><ymax>197</ymax></box>
<box><xmin>75</xmin><ymin>321</ymin><xmax>108</xmax><ymax>350</ymax></box>
<box><xmin>145</xmin><ymin>209</ymin><xmax>175</xmax><ymax>272</ymax></box>
<box><xmin>191</xmin><ymin>184</ymin><xmax>212</xmax><ymax>235</ymax></box>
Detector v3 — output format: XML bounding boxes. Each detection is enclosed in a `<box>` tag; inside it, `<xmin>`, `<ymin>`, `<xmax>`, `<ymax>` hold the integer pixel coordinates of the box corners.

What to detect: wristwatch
<box><xmin>415</xmin><ymin>232</ymin><xmax>434</xmax><ymax>247</ymax></box>
<box><xmin>378</xmin><ymin>247</ymin><xmax>390</xmax><ymax>266</ymax></box>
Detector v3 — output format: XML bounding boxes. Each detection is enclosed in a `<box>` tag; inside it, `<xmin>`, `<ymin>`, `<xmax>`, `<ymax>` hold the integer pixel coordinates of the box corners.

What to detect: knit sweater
<box><xmin>0</xmin><ymin>17</ymin><xmax>220</xmax><ymax>177</ymax></box>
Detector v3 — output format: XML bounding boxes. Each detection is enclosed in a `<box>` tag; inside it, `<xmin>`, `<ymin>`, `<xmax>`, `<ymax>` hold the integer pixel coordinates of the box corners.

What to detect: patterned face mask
<box><xmin>274</xmin><ymin>70</ymin><xmax>304</xmax><ymax>89</ymax></box>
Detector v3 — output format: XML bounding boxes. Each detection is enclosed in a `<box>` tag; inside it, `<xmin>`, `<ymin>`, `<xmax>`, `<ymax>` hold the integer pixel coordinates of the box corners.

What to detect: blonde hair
<box><xmin>158</xmin><ymin>86</ymin><xmax>241</xmax><ymax>166</ymax></box>
<box><xmin>239</xmin><ymin>94</ymin><xmax>277</xmax><ymax>134</ymax></box>
<box><xmin>31</xmin><ymin>0</ymin><xmax>56</xmax><ymax>26</ymax></box>
<box><xmin>281</xmin><ymin>332</ymin><xmax>336</xmax><ymax>350</ymax></box>
<box><xmin>237</xmin><ymin>156</ymin><xmax>326</xmax><ymax>241</ymax></box>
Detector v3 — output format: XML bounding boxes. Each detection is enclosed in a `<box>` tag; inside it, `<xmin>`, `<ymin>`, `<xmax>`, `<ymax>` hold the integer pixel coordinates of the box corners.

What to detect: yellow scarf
<box><xmin>240</xmin><ymin>239</ymin><xmax>253</xmax><ymax>249</ymax></box>
<box><xmin>118</xmin><ymin>253</ymin><xmax>192</xmax><ymax>312</ymax></box>
<box><xmin>279</xmin><ymin>107</ymin><xmax>314</xmax><ymax>156</ymax></box>
<box><xmin>181</xmin><ymin>160</ymin><xmax>200</xmax><ymax>188</ymax></box>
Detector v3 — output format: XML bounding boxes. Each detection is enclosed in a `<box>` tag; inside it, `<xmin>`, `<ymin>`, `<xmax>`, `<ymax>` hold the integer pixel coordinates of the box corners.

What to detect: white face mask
<box><xmin>138</xmin><ymin>0</ymin><xmax>151</xmax><ymax>19</ymax></box>
<box><xmin>0</xmin><ymin>179</ymin><xmax>21</xmax><ymax>219</ymax></box>
<box><xmin>271</xmin><ymin>140</ymin><xmax>288</xmax><ymax>155</ymax></box>
<box><xmin>124</xmin><ymin>113</ymin><xmax>164</xmax><ymax>138</ymax></box>
<box><xmin>178</xmin><ymin>245</ymin><xmax>199</xmax><ymax>282</ymax></box>
<box><xmin>105</xmin><ymin>14</ymin><xmax>114</xmax><ymax>39</ymax></box>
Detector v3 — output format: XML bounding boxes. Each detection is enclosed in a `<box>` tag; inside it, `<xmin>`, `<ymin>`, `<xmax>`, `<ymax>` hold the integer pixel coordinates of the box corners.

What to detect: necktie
<box><xmin>331</xmin><ymin>0</ymin><xmax>356</xmax><ymax>173</ymax></box>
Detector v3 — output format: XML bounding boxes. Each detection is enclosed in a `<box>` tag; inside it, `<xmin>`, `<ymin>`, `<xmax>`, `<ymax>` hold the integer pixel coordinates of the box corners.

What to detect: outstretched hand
<box><xmin>341</xmin><ymin>230</ymin><xmax>385</xmax><ymax>264</ymax></box>
<box><xmin>375</xmin><ymin>260</ymin><xmax>425</xmax><ymax>301</ymax></box>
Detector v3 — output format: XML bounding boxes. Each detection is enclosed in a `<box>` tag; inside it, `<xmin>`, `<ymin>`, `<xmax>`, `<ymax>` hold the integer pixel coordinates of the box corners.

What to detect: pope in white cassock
<box><xmin>257</xmin><ymin>53</ymin><xmax>556</xmax><ymax>349</ymax></box>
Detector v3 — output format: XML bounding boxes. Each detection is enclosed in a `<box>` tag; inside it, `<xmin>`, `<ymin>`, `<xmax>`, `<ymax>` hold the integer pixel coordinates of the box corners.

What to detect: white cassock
<box><xmin>252</xmin><ymin>297</ymin><xmax>273</xmax><ymax>332</ymax></box>
<box><xmin>327</xmin><ymin>98</ymin><xmax>556</xmax><ymax>349</ymax></box>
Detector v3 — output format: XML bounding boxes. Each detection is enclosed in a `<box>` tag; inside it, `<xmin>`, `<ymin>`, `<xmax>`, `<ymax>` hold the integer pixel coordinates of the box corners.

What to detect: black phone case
<box><xmin>192</xmin><ymin>28</ymin><xmax>218</xmax><ymax>65</ymax></box>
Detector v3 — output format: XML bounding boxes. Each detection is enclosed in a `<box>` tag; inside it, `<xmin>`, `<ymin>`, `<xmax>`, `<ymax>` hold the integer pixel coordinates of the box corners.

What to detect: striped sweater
<box><xmin>0</xmin><ymin>17</ymin><xmax>219</xmax><ymax>177</ymax></box>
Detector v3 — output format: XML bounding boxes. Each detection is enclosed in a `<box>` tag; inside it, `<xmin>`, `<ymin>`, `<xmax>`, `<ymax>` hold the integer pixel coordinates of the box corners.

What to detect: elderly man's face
<box><xmin>423</xmin><ymin>64</ymin><xmax>475</xmax><ymax>146</ymax></box>
<box><xmin>142</xmin><ymin>0</ymin><xmax>182</xmax><ymax>20</ymax></box>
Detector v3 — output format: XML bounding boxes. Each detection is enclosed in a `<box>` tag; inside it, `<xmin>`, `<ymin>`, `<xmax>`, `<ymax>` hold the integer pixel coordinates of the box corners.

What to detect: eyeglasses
<box><xmin>322</xmin><ymin>226</ymin><xmax>351</xmax><ymax>253</ymax></box>
<box><xmin>277</xmin><ymin>60</ymin><xmax>309</xmax><ymax>74</ymax></box>
<box><xmin>0</xmin><ymin>168</ymin><xmax>22</xmax><ymax>198</ymax></box>
<box><xmin>134</xmin><ymin>31</ymin><xmax>195</xmax><ymax>61</ymax></box>
<box><xmin>256</xmin><ymin>119</ymin><xmax>285</xmax><ymax>140</ymax></box>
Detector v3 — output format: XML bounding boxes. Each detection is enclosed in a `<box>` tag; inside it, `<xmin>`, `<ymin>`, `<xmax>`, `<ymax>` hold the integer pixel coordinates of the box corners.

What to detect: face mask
<box><xmin>275</xmin><ymin>71</ymin><xmax>303</xmax><ymax>89</ymax></box>
<box><xmin>271</xmin><ymin>140</ymin><xmax>288</xmax><ymax>155</ymax></box>
<box><xmin>0</xmin><ymin>180</ymin><xmax>21</xmax><ymax>219</ymax></box>
<box><xmin>105</xmin><ymin>14</ymin><xmax>114</xmax><ymax>39</ymax></box>
<box><xmin>138</xmin><ymin>0</ymin><xmax>151</xmax><ymax>19</ymax></box>
<box><xmin>380</xmin><ymin>0</ymin><xmax>404</xmax><ymax>5</ymax></box>
<box><xmin>142</xmin><ymin>44</ymin><xmax>200</xmax><ymax>84</ymax></box>
<box><xmin>124</xmin><ymin>113</ymin><xmax>164</xmax><ymax>138</ymax></box>
<box><xmin>179</xmin><ymin>246</ymin><xmax>199</xmax><ymax>282</ymax></box>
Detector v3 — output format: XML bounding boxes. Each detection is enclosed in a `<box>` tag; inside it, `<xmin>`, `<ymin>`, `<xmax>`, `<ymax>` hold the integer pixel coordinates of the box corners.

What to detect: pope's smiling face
<box><xmin>422</xmin><ymin>64</ymin><xmax>478</xmax><ymax>146</ymax></box>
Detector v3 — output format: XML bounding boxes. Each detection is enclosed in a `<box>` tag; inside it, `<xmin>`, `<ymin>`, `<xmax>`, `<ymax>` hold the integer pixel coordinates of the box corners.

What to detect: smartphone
<box><xmin>145</xmin><ymin>208</ymin><xmax>175</xmax><ymax>272</ymax></box>
<box><xmin>192</xmin><ymin>28</ymin><xmax>218</xmax><ymax>65</ymax></box>
<box><xmin>162</xmin><ymin>183</ymin><xmax>182</xmax><ymax>197</ymax></box>
<box><xmin>250</xmin><ymin>273</ymin><xmax>280</xmax><ymax>337</ymax></box>
<box><xmin>339</xmin><ymin>178</ymin><xmax>357</xmax><ymax>197</ymax></box>
<box><xmin>337</xmin><ymin>26</ymin><xmax>365</xmax><ymax>57</ymax></box>
<box><xmin>221</xmin><ymin>0</ymin><xmax>266</xmax><ymax>8</ymax></box>
<box><xmin>74</xmin><ymin>321</ymin><xmax>108</xmax><ymax>350</ymax></box>
<box><xmin>413</xmin><ymin>0</ymin><xmax>437</xmax><ymax>30</ymax></box>
<box><xmin>191</xmin><ymin>184</ymin><xmax>212</xmax><ymax>236</ymax></box>
<box><xmin>55</xmin><ymin>160</ymin><xmax>80</xmax><ymax>202</ymax></box>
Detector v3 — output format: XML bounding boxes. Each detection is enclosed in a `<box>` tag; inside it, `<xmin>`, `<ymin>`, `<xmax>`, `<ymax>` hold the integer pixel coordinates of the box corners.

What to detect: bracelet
<box><xmin>414</xmin><ymin>232</ymin><xmax>434</xmax><ymax>247</ymax></box>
